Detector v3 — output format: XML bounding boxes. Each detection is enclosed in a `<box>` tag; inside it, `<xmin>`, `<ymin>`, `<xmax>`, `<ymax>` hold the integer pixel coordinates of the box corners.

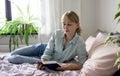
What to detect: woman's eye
<box><xmin>63</xmin><ymin>24</ymin><xmax>65</xmax><ymax>26</ymax></box>
<box><xmin>68</xmin><ymin>24</ymin><xmax>72</xmax><ymax>26</ymax></box>
<box><xmin>62</xmin><ymin>23</ymin><xmax>72</xmax><ymax>26</ymax></box>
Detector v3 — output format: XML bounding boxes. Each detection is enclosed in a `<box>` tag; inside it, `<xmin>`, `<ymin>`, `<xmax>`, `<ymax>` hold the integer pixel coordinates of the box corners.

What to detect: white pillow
<box><xmin>85</xmin><ymin>36</ymin><xmax>96</xmax><ymax>53</ymax></box>
<box><xmin>88</xmin><ymin>32</ymin><xmax>107</xmax><ymax>57</ymax></box>
<box><xmin>81</xmin><ymin>32</ymin><xmax>120</xmax><ymax>76</ymax></box>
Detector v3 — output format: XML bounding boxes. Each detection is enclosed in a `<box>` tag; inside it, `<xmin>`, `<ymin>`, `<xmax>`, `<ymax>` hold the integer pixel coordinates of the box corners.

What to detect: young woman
<box><xmin>3</xmin><ymin>11</ymin><xmax>88</xmax><ymax>71</ymax></box>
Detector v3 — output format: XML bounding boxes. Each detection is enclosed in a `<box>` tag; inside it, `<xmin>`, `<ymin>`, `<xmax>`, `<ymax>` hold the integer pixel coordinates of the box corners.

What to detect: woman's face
<box><xmin>62</xmin><ymin>16</ymin><xmax>79</xmax><ymax>36</ymax></box>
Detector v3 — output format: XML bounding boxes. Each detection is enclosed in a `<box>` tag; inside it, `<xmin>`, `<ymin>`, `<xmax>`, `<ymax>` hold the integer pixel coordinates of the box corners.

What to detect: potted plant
<box><xmin>0</xmin><ymin>1</ymin><xmax>39</xmax><ymax>51</ymax></box>
<box><xmin>105</xmin><ymin>3</ymin><xmax>120</xmax><ymax>70</ymax></box>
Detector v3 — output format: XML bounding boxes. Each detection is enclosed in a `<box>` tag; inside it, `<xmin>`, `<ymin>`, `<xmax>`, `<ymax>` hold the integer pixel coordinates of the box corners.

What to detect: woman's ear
<box><xmin>77</xmin><ymin>23</ymin><xmax>80</xmax><ymax>28</ymax></box>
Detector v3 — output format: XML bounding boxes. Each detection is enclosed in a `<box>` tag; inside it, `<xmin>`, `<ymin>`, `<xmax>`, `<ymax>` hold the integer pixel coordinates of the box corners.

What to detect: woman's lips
<box><xmin>65</xmin><ymin>30</ymin><xmax>69</xmax><ymax>32</ymax></box>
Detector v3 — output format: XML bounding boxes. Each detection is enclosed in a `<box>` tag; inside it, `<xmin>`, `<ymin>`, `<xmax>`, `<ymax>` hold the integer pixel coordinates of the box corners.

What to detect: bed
<box><xmin>0</xmin><ymin>60</ymin><xmax>83</xmax><ymax>76</ymax></box>
<box><xmin>0</xmin><ymin>32</ymin><xmax>120</xmax><ymax>76</ymax></box>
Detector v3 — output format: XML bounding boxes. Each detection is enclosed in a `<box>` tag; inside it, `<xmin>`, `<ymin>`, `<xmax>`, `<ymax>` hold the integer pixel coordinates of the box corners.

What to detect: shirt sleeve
<box><xmin>76</xmin><ymin>38</ymin><xmax>88</xmax><ymax>66</ymax></box>
<box><xmin>41</xmin><ymin>33</ymin><xmax>55</xmax><ymax>60</ymax></box>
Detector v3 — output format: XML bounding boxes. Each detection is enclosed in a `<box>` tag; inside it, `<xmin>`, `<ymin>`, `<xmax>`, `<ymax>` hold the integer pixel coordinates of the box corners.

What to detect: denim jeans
<box><xmin>3</xmin><ymin>43</ymin><xmax>47</xmax><ymax>64</ymax></box>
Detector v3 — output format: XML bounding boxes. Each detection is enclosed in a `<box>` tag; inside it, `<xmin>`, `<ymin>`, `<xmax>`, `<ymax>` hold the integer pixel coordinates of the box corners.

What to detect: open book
<box><xmin>37</xmin><ymin>61</ymin><xmax>61</xmax><ymax>71</ymax></box>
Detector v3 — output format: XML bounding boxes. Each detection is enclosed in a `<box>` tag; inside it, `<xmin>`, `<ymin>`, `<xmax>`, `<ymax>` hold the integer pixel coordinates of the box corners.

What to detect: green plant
<box><xmin>0</xmin><ymin>1</ymin><xmax>39</xmax><ymax>51</ymax></box>
<box><xmin>114</xmin><ymin>3</ymin><xmax>120</xmax><ymax>24</ymax></box>
<box><xmin>105</xmin><ymin>3</ymin><xmax>120</xmax><ymax>70</ymax></box>
<box><xmin>104</xmin><ymin>32</ymin><xmax>120</xmax><ymax>46</ymax></box>
<box><xmin>115</xmin><ymin>52</ymin><xmax>120</xmax><ymax>69</ymax></box>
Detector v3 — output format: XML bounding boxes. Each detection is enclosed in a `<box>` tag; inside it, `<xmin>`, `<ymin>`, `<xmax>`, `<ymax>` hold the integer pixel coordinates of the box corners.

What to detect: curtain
<box><xmin>38</xmin><ymin>0</ymin><xmax>62</xmax><ymax>35</ymax></box>
<box><xmin>1</xmin><ymin>0</ymin><xmax>81</xmax><ymax>43</ymax></box>
<box><xmin>38</xmin><ymin>0</ymin><xmax>82</xmax><ymax>35</ymax></box>
<box><xmin>10</xmin><ymin>0</ymin><xmax>81</xmax><ymax>35</ymax></box>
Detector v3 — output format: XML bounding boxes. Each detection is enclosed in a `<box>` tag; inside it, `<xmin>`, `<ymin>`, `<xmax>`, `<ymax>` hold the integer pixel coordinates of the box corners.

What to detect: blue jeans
<box><xmin>3</xmin><ymin>43</ymin><xmax>47</xmax><ymax>64</ymax></box>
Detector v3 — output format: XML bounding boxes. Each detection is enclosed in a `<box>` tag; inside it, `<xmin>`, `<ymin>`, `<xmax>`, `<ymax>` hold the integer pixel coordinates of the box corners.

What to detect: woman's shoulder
<box><xmin>55</xmin><ymin>29</ymin><xmax>64</xmax><ymax>34</ymax></box>
<box><xmin>77</xmin><ymin>35</ymin><xmax>86</xmax><ymax>45</ymax></box>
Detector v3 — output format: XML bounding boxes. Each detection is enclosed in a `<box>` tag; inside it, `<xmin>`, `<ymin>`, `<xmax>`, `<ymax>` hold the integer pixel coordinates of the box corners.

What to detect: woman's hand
<box><xmin>36</xmin><ymin>63</ymin><xmax>45</xmax><ymax>70</ymax></box>
<box><xmin>36</xmin><ymin>58</ymin><xmax>48</xmax><ymax>70</ymax></box>
<box><xmin>57</xmin><ymin>63</ymin><xmax>81</xmax><ymax>71</ymax></box>
<box><xmin>36</xmin><ymin>62</ymin><xmax>47</xmax><ymax>70</ymax></box>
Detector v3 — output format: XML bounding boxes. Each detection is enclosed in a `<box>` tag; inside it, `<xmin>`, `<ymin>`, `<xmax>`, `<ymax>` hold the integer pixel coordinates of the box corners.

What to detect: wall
<box><xmin>60</xmin><ymin>0</ymin><xmax>81</xmax><ymax>18</ymax></box>
<box><xmin>81</xmin><ymin>0</ymin><xmax>96</xmax><ymax>39</ymax></box>
<box><xmin>96</xmin><ymin>0</ymin><xmax>120</xmax><ymax>33</ymax></box>
<box><xmin>0</xmin><ymin>35</ymin><xmax>39</xmax><ymax>52</ymax></box>
<box><xmin>81</xmin><ymin>0</ymin><xmax>120</xmax><ymax>39</ymax></box>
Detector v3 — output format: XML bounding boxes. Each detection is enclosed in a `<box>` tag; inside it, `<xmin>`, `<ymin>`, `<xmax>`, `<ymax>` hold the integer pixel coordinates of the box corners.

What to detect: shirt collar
<box><xmin>69</xmin><ymin>33</ymin><xmax>79</xmax><ymax>44</ymax></box>
<box><xmin>63</xmin><ymin>33</ymin><xmax>79</xmax><ymax>44</ymax></box>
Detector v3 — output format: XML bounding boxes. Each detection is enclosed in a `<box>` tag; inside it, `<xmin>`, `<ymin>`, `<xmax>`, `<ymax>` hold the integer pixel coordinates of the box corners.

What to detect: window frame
<box><xmin>5</xmin><ymin>0</ymin><xmax>12</xmax><ymax>21</ymax></box>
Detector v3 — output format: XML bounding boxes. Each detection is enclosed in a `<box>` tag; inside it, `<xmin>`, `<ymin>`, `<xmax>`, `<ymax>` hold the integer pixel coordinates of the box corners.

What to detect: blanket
<box><xmin>0</xmin><ymin>60</ymin><xmax>82</xmax><ymax>76</ymax></box>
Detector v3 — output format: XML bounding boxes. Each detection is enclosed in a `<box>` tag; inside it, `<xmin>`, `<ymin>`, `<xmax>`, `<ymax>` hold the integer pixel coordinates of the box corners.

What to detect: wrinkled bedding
<box><xmin>0</xmin><ymin>60</ymin><xmax>82</xmax><ymax>76</ymax></box>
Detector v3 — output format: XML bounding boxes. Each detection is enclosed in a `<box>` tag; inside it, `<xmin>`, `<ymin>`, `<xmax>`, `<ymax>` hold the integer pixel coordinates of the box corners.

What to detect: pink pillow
<box><xmin>85</xmin><ymin>36</ymin><xmax>96</xmax><ymax>53</ymax></box>
<box><xmin>88</xmin><ymin>32</ymin><xmax>107</xmax><ymax>57</ymax></box>
<box><xmin>80</xmin><ymin>32</ymin><xmax>120</xmax><ymax>76</ymax></box>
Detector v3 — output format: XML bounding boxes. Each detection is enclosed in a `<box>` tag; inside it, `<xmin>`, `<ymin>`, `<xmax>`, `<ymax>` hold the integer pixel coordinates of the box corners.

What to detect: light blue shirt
<box><xmin>41</xmin><ymin>29</ymin><xmax>88</xmax><ymax>66</ymax></box>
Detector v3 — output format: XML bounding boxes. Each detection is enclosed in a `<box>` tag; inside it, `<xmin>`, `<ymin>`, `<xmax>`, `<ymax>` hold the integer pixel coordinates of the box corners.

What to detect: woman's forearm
<box><xmin>66</xmin><ymin>63</ymin><xmax>81</xmax><ymax>70</ymax></box>
<box><xmin>57</xmin><ymin>63</ymin><xmax>81</xmax><ymax>71</ymax></box>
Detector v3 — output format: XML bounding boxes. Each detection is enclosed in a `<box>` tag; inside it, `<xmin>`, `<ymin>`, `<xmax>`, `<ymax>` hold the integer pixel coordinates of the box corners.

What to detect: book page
<box><xmin>42</xmin><ymin>61</ymin><xmax>58</xmax><ymax>64</ymax></box>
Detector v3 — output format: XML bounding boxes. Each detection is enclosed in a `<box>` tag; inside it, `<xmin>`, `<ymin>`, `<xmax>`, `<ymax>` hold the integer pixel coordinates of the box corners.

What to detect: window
<box><xmin>0</xmin><ymin>0</ymin><xmax>6</xmax><ymax>28</ymax></box>
<box><xmin>10</xmin><ymin>0</ymin><xmax>61</xmax><ymax>35</ymax></box>
<box><xmin>11</xmin><ymin>0</ymin><xmax>40</xmax><ymax>21</ymax></box>
<box><xmin>0</xmin><ymin>0</ymin><xmax>41</xmax><ymax>35</ymax></box>
<box><xmin>0</xmin><ymin>0</ymin><xmax>5</xmax><ymax>19</ymax></box>
<box><xmin>0</xmin><ymin>0</ymin><xmax>41</xmax><ymax>29</ymax></box>
<box><xmin>0</xmin><ymin>0</ymin><xmax>81</xmax><ymax>35</ymax></box>
<box><xmin>0</xmin><ymin>0</ymin><xmax>62</xmax><ymax>35</ymax></box>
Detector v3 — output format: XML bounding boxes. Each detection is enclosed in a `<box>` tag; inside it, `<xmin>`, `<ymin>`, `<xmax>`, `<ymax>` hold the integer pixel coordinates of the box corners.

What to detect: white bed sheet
<box><xmin>0</xmin><ymin>60</ymin><xmax>82</xmax><ymax>76</ymax></box>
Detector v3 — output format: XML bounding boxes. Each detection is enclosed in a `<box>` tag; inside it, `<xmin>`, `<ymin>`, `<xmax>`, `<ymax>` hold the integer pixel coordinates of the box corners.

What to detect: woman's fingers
<box><xmin>36</xmin><ymin>64</ymin><xmax>42</xmax><ymax>69</ymax></box>
<box><xmin>56</xmin><ymin>64</ymin><xmax>70</xmax><ymax>71</ymax></box>
<box><xmin>36</xmin><ymin>64</ymin><xmax>46</xmax><ymax>70</ymax></box>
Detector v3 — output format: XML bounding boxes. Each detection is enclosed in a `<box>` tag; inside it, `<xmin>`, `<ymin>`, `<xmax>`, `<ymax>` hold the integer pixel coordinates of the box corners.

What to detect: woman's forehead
<box><xmin>62</xmin><ymin>16</ymin><xmax>73</xmax><ymax>23</ymax></box>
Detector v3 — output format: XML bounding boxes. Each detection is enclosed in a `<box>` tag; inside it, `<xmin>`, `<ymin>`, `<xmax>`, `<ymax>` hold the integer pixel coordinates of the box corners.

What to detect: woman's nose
<box><xmin>64</xmin><ymin>24</ymin><xmax>68</xmax><ymax>28</ymax></box>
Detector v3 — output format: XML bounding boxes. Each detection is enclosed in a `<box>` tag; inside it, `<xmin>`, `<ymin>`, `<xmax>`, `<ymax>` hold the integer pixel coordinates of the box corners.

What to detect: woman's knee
<box><xmin>11</xmin><ymin>45</ymin><xmax>33</xmax><ymax>55</ymax></box>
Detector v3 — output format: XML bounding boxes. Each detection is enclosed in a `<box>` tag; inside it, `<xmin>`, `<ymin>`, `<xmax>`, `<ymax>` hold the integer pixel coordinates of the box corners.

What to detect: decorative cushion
<box><xmin>87</xmin><ymin>32</ymin><xmax>107</xmax><ymax>57</ymax></box>
<box><xmin>81</xmin><ymin>32</ymin><xmax>120</xmax><ymax>76</ymax></box>
<box><xmin>85</xmin><ymin>36</ymin><xmax>96</xmax><ymax>53</ymax></box>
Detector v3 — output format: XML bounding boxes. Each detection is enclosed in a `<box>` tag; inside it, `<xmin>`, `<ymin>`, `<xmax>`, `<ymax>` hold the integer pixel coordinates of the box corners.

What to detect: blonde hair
<box><xmin>61</xmin><ymin>11</ymin><xmax>82</xmax><ymax>35</ymax></box>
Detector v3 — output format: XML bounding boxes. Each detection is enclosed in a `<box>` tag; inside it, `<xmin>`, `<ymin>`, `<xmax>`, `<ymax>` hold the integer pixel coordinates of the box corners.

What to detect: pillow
<box><xmin>85</xmin><ymin>36</ymin><xmax>96</xmax><ymax>53</ymax></box>
<box><xmin>80</xmin><ymin>32</ymin><xmax>120</xmax><ymax>76</ymax></box>
<box><xmin>88</xmin><ymin>32</ymin><xmax>107</xmax><ymax>57</ymax></box>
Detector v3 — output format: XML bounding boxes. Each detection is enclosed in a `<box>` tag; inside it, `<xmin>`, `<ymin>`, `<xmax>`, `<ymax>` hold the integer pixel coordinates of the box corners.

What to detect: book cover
<box><xmin>37</xmin><ymin>61</ymin><xmax>61</xmax><ymax>71</ymax></box>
